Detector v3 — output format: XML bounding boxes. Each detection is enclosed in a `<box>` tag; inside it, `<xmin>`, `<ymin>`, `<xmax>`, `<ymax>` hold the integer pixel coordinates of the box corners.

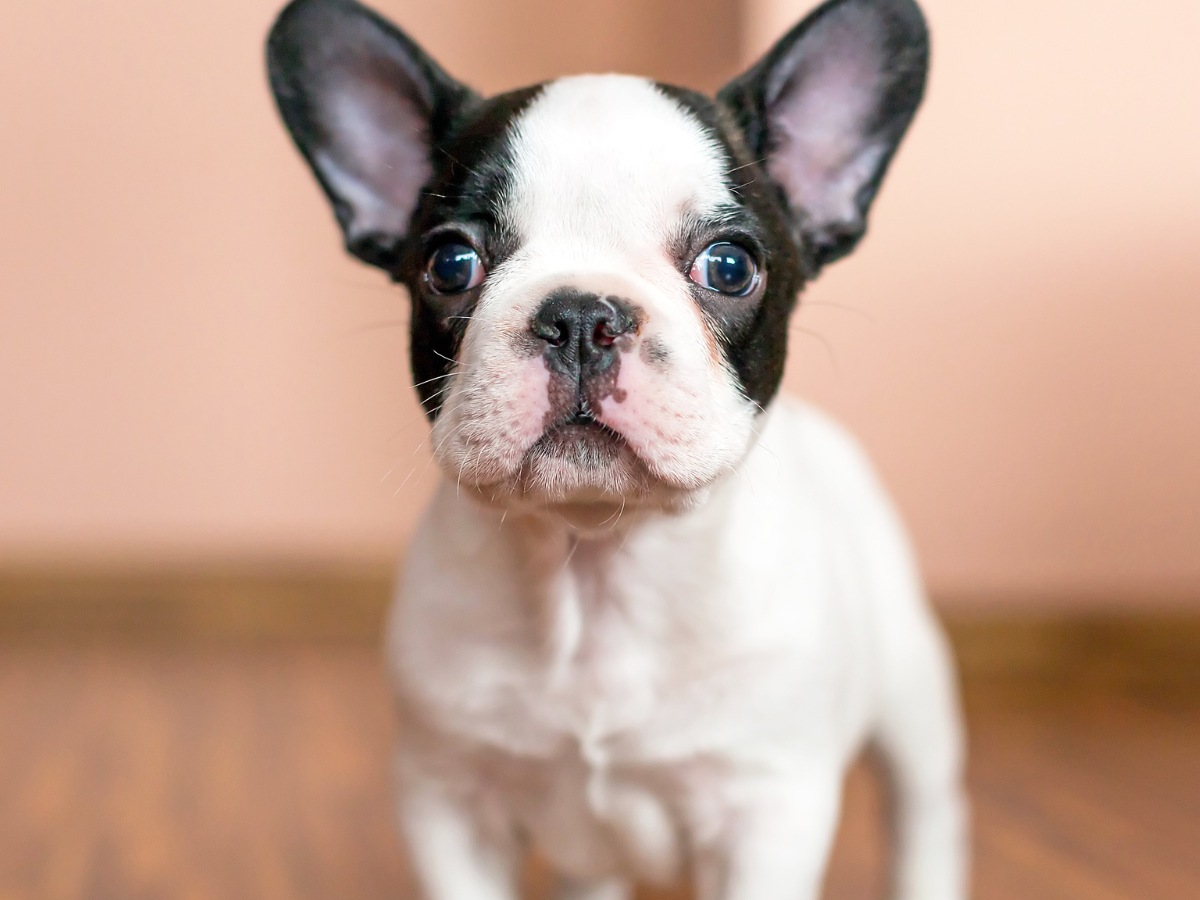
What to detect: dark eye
<box><xmin>689</xmin><ymin>242</ymin><xmax>758</xmax><ymax>296</ymax></box>
<box><xmin>425</xmin><ymin>242</ymin><xmax>484</xmax><ymax>294</ymax></box>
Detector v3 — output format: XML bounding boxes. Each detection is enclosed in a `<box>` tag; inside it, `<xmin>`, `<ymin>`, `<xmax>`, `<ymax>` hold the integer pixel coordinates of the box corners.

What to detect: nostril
<box><xmin>533</xmin><ymin>319</ymin><xmax>568</xmax><ymax>347</ymax></box>
<box><xmin>593</xmin><ymin>320</ymin><xmax>617</xmax><ymax>348</ymax></box>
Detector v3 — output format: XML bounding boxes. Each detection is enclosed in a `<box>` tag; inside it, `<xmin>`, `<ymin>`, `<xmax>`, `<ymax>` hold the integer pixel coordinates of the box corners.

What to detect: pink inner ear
<box><xmin>767</xmin><ymin>13</ymin><xmax>887</xmax><ymax>229</ymax></box>
<box><xmin>315</xmin><ymin>68</ymin><xmax>432</xmax><ymax>243</ymax></box>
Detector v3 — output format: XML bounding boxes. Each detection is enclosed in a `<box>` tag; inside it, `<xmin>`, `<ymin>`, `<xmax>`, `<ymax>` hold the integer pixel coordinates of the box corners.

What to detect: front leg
<box><xmin>396</xmin><ymin>760</ymin><xmax>520</xmax><ymax>900</ymax></box>
<box><xmin>694</xmin><ymin>772</ymin><xmax>842</xmax><ymax>900</ymax></box>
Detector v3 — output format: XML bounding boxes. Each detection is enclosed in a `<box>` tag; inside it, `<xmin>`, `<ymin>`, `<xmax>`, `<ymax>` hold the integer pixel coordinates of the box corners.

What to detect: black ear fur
<box><xmin>719</xmin><ymin>0</ymin><xmax>928</xmax><ymax>273</ymax></box>
<box><xmin>266</xmin><ymin>0</ymin><xmax>476</xmax><ymax>269</ymax></box>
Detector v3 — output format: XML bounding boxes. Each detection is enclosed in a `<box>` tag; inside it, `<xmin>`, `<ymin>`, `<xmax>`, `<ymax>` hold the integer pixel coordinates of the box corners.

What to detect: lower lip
<box><xmin>537</xmin><ymin>421</ymin><xmax>624</xmax><ymax>458</ymax></box>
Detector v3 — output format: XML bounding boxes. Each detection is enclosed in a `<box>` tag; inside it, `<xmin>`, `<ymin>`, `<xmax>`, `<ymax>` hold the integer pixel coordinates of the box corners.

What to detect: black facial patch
<box><xmin>656</xmin><ymin>83</ymin><xmax>807</xmax><ymax>412</ymax></box>
<box><xmin>392</xmin><ymin>86</ymin><xmax>545</xmax><ymax>418</ymax></box>
<box><xmin>409</xmin><ymin>79</ymin><xmax>806</xmax><ymax>419</ymax></box>
<box><xmin>404</xmin><ymin>80</ymin><xmax>805</xmax><ymax>420</ymax></box>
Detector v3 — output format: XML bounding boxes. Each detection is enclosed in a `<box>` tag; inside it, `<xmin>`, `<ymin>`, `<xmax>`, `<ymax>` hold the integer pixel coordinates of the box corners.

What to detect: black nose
<box><xmin>530</xmin><ymin>291</ymin><xmax>635</xmax><ymax>374</ymax></box>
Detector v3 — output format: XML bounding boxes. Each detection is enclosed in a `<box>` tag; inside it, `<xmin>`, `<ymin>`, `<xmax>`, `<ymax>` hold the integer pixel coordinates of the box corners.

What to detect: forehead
<box><xmin>500</xmin><ymin>75</ymin><xmax>736</xmax><ymax>249</ymax></box>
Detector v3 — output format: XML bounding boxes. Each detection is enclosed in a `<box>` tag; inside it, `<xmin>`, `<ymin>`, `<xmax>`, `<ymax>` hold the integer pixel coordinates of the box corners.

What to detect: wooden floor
<box><xmin>1</xmin><ymin>643</ymin><xmax>1197</xmax><ymax>900</ymax></box>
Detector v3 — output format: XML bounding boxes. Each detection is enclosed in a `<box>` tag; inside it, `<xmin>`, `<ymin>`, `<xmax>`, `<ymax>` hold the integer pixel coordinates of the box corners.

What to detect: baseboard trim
<box><xmin>0</xmin><ymin>562</ymin><xmax>395</xmax><ymax>644</ymax></box>
<box><xmin>2</xmin><ymin>564</ymin><xmax>1197</xmax><ymax>685</ymax></box>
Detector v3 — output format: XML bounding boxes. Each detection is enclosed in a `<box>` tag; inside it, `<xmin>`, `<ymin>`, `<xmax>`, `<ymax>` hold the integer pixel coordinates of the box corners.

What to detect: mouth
<box><xmin>506</xmin><ymin>407</ymin><xmax>651</xmax><ymax>502</ymax></box>
<box><xmin>532</xmin><ymin>411</ymin><xmax>626</xmax><ymax>463</ymax></box>
<box><xmin>448</xmin><ymin>394</ymin><xmax>718</xmax><ymax>513</ymax></box>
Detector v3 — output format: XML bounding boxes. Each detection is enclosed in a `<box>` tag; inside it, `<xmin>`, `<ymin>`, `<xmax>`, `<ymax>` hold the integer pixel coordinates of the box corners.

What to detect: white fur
<box><xmin>389</xmin><ymin>399</ymin><xmax>966</xmax><ymax>899</ymax></box>
<box><xmin>388</xmin><ymin>75</ymin><xmax>967</xmax><ymax>900</ymax></box>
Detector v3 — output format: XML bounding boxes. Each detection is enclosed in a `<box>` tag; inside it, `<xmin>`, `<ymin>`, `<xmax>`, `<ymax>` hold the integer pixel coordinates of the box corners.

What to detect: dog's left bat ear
<box><xmin>266</xmin><ymin>0</ymin><xmax>476</xmax><ymax>269</ymax></box>
<box><xmin>719</xmin><ymin>0</ymin><xmax>929</xmax><ymax>273</ymax></box>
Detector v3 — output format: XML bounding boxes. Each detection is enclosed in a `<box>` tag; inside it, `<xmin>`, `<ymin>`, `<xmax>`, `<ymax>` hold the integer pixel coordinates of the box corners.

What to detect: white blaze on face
<box><xmin>509</xmin><ymin>75</ymin><xmax>732</xmax><ymax>258</ymax></box>
<box><xmin>432</xmin><ymin>75</ymin><xmax>760</xmax><ymax>502</ymax></box>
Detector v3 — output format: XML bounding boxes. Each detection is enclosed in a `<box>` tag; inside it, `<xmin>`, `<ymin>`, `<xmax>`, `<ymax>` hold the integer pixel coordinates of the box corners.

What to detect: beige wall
<box><xmin>0</xmin><ymin>0</ymin><xmax>738</xmax><ymax>567</ymax></box>
<box><xmin>2</xmin><ymin>0</ymin><xmax>1197</xmax><ymax>607</ymax></box>
<box><xmin>749</xmin><ymin>0</ymin><xmax>1200</xmax><ymax>605</ymax></box>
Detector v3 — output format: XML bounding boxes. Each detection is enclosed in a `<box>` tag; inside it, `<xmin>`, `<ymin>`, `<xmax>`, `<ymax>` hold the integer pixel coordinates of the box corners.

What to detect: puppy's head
<box><xmin>267</xmin><ymin>0</ymin><xmax>928</xmax><ymax>514</ymax></box>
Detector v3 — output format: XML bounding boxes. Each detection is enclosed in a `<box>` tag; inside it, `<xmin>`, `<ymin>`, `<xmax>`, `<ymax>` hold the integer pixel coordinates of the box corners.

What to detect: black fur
<box><xmin>266</xmin><ymin>0</ymin><xmax>928</xmax><ymax>418</ymax></box>
<box><xmin>397</xmin><ymin>87</ymin><xmax>545</xmax><ymax>416</ymax></box>
<box><xmin>656</xmin><ymin>84</ymin><xmax>805</xmax><ymax>410</ymax></box>
<box><xmin>267</xmin><ymin>0</ymin><xmax>476</xmax><ymax>269</ymax></box>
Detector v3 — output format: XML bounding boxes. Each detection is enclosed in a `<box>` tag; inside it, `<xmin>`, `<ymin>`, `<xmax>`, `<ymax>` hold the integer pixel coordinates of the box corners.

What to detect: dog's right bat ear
<box><xmin>266</xmin><ymin>0</ymin><xmax>475</xmax><ymax>269</ymax></box>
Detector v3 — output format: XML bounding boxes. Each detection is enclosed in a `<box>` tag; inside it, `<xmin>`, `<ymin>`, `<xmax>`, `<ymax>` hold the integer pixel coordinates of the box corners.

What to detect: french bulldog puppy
<box><xmin>266</xmin><ymin>0</ymin><xmax>968</xmax><ymax>897</ymax></box>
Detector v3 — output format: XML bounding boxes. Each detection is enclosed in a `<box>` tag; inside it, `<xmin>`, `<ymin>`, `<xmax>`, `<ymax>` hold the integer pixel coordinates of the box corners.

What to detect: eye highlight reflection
<box><xmin>426</xmin><ymin>242</ymin><xmax>485</xmax><ymax>294</ymax></box>
<box><xmin>689</xmin><ymin>242</ymin><xmax>758</xmax><ymax>297</ymax></box>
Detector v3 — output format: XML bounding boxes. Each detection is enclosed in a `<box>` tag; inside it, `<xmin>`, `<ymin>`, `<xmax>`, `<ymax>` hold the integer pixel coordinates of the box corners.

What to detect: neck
<box><xmin>458</xmin><ymin>475</ymin><xmax>739</xmax><ymax>664</ymax></box>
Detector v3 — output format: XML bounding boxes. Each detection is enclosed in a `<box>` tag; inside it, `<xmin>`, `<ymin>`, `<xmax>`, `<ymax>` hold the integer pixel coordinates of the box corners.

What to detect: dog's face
<box><xmin>268</xmin><ymin>0</ymin><xmax>928</xmax><ymax>513</ymax></box>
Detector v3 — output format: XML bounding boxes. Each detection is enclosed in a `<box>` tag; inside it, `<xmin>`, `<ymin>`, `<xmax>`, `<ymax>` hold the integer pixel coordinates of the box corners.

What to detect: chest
<box><xmin>400</xmin><ymin>512</ymin><xmax>857</xmax><ymax>764</ymax></box>
<box><xmin>433</xmin><ymin>602</ymin><xmax>835</xmax><ymax>882</ymax></box>
<box><xmin>457</xmin><ymin>634</ymin><xmax>754</xmax><ymax>883</ymax></box>
<box><xmin>456</xmin><ymin>544</ymin><xmax>800</xmax><ymax>752</ymax></box>
<box><xmin>390</xmin><ymin>490</ymin><xmax>870</xmax><ymax>877</ymax></box>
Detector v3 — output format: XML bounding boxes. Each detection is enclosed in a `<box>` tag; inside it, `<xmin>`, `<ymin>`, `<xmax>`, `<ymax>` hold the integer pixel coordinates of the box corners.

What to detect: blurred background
<box><xmin>2</xmin><ymin>0</ymin><xmax>1198</xmax><ymax>608</ymax></box>
<box><xmin>1</xmin><ymin>1</ymin><xmax>1198</xmax><ymax>898</ymax></box>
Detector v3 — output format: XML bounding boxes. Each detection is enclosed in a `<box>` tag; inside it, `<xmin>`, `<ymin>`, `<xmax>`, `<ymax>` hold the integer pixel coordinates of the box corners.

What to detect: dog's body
<box><xmin>390</xmin><ymin>397</ymin><xmax>964</xmax><ymax>899</ymax></box>
<box><xmin>268</xmin><ymin>1</ymin><xmax>967</xmax><ymax>897</ymax></box>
